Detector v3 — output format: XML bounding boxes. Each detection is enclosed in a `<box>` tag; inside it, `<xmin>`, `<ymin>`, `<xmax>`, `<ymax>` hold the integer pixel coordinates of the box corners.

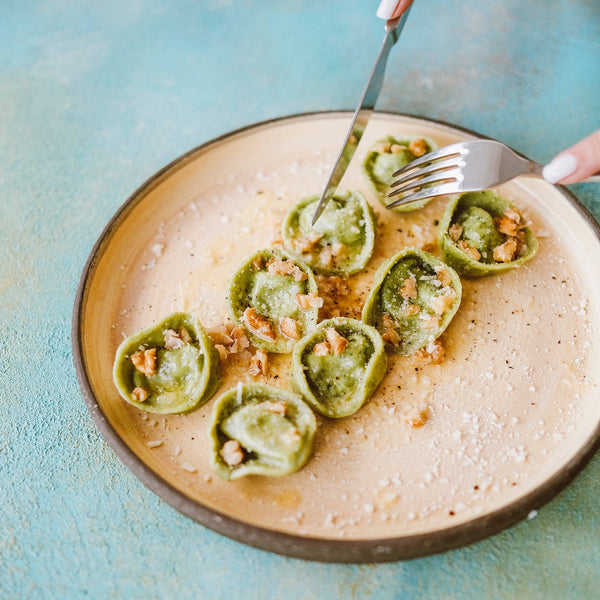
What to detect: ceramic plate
<box><xmin>73</xmin><ymin>112</ymin><xmax>600</xmax><ymax>562</ymax></box>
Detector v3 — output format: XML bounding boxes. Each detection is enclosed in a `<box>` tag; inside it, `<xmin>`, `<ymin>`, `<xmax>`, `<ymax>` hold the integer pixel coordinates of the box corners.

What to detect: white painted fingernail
<box><xmin>543</xmin><ymin>154</ymin><xmax>578</xmax><ymax>183</ymax></box>
<box><xmin>377</xmin><ymin>0</ymin><xmax>399</xmax><ymax>19</ymax></box>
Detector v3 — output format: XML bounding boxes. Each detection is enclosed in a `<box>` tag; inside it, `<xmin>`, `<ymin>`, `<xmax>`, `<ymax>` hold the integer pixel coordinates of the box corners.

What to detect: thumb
<box><xmin>543</xmin><ymin>129</ymin><xmax>600</xmax><ymax>184</ymax></box>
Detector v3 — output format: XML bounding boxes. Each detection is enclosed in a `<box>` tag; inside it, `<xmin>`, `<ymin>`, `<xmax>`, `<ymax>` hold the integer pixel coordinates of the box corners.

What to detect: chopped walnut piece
<box><xmin>252</xmin><ymin>255</ymin><xmax>265</xmax><ymax>270</ymax></box>
<box><xmin>280</xmin><ymin>316</ymin><xmax>301</xmax><ymax>341</ymax></box>
<box><xmin>313</xmin><ymin>341</ymin><xmax>331</xmax><ymax>356</ymax></box>
<box><xmin>402</xmin><ymin>303</ymin><xmax>420</xmax><ymax>317</ymax></box>
<box><xmin>296</xmin><ymin>292</ymin><xmax>324</xmax><ymax>311</ymax></box>
<box><xmin>267</xmin><ymin>259</ymin><xmax>307</xmax><ymax>281</ymax></box>
<box><xmin>434</xmin><ymin>266</ymin><xmax>452</xmax><ymax>287</ymax></box>
<box><xmin>375</xmin><ymin>141</ymin><xmax>392</xmax><ymax>153</ymax></box>
<box><xmin>258</xmin><ymin>400</ymin><xmax>287</xmax><ymax>416</ymax></box>
<box><xmin>493</xmin><ymin>237</ymin><xmax>518</xmax><ymax>263</ymax></box>
<box><xmin>131</xmin><ymin>386</ymin><xmax>149</xmax><ymax>402</ymax></box>
<box><xmin>381</xmin><ymin>314</ymin><xmax>401</xmax><ymax>346</ymax></box>
<box><xmin>400</xmin><ymin>276</ymin><xmax>418</xmax><ymax>300</ymax></box>
<box><xmin>242</xmin><ymin>308</ymin><xmax>276</xmax><ymax>341</ymax></box>
<box><xmin>495</xmin><ymin>216</ymin><xmax>519</xmax><ymax>237</ymax></box>
<box><xmin>515</xmin><ymin>230</ymin><xmax>528</xmax><ymax>256</ymax></box>
<box><xmin>430</xmin><ymin>288</ymin><xmax>457</xmax><ymax>315</ymax></box>
<box><xmin>420</xmin><ymin>313</ymin><xmax>441</xmax><ymax>330</ymax></box>
<box><xmin>208</xmin><ymin>326</ymin><xmax>234</xmax><ymax>346</ymax></box>
<box><xmin>163</xmin><ymin>327</ymin><xmax>191</xmax><ymax>350</ymax></box>
<box><xmin>457</xmin><ymin>240</ymin><xmax>481</xmax><ymax>261</ymax></box>
<box><xmin>408</xmin><ymin>138</ymin><xmax>429</xmax><ymax>157</ymax></box>
<box><xmin>248</xmin><ymin>349</ymin><xmax>269</xmax><ymax>377</ymax></box>
<box><xmin>448</xmin><ymin>223</ymin><xmax>463</xmax><ymax>242</ymax></box>
<box><xmin>290</xmin><ymin>232</ymin><xmax>323</xmax><ymax>253</ymax></box>
<box><xmin>229</xmin><ymin>326</ymin><xmax>251</xmax><ymax>352</ymax></box>
<box><xmin>130</xmin><ymin>348</ymin><xmax>157</xmax><ymax>377</ymax></box>
<box><xmin>215</xmin><ymin>344</ymin><xmax>229</xmax><ymax>361</ymax></box>
<box><xmin>412</xmin><ymin>340</ymin><xmax>445</xmax><ymax>365</ymax></box>
<box><xmin>221</xmin><ymin>440</ymin><xmax>245</xmax><ymax>467</ymax></box>
<box><xmin>494</xmin><ymin>208</ymin><xmax>523</xmax><ymax>237</ymax></box>
<box><xmin>405</xmin><ymin>406</ymin><xmax>428</xmax><ymax>428</ymax></box>
<box><xmin>325</xmin><ymin>327</ymin><xmax>348</xmax><ymax>355</ymax></box>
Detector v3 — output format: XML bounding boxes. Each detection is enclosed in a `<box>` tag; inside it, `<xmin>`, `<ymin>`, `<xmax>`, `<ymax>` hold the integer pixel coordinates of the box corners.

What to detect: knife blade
<box><xmin>311</xmin><ymin>6</ymin><xmax>412</xmax><ymax>225</ymax></box>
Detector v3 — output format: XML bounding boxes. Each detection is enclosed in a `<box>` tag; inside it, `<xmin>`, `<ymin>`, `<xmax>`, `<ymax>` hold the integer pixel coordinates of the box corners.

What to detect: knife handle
<box><xmin>376</xmin><ymin>0</ymin><xmax>413</xmax><ymax>20</ymax></box>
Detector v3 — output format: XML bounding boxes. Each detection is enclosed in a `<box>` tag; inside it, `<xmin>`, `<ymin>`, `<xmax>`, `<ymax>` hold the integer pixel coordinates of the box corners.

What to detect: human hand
<box><xmin>542</xmin><ymin>129</ymin><xmax>600</xmax><ymax>184</ymax></box>
<box><xmin>377</xmin><ymin>0</ymin><xmax>414</xmax><ymax>20</ymax></box>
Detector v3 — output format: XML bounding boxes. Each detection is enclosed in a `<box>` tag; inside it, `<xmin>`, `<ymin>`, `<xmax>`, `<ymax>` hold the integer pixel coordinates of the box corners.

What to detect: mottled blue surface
<box><xmin>1</xmin><ymin>1</ymin><xmax>599</xmax><ymax>598</ymax></box>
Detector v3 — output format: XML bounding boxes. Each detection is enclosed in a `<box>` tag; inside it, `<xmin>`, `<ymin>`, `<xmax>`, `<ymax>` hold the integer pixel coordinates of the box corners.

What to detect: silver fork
<box><xmin>386</xmin><ymin>139</ymin><xmax>600</xmax><ymax>209</ymax></box>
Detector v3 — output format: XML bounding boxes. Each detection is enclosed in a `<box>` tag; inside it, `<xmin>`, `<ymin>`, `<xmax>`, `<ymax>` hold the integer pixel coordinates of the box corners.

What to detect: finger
<box><xmin>543</xmin><ymin>129</ymin><xmax>600</xmax><ymax>184</ymax></box>
<box><xmin>377</xmin><ymin>0</ymin><xmax>414</xmax><ymax>20</ymax></box>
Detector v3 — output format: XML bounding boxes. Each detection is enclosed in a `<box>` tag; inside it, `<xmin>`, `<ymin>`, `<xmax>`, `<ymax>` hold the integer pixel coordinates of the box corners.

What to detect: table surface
<box><xmin>2</xmin><ymin>1</ymin><xmax>599</xmax><ymax>598</ymax></box>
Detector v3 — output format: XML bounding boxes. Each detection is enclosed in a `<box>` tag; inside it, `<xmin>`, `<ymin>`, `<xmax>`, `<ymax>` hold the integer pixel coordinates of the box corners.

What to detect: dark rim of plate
<box><xmin>71</xmin><ymin>111</ymin><xmax>600</xmax><ymax>563</ymax></box>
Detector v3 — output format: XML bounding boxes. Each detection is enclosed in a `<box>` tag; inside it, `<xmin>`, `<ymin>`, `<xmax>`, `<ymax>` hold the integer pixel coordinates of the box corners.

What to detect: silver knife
<box><xmin>312</xmin><ymin>6</ymin><xmax>412</xmax><ymax>225</ymax></box>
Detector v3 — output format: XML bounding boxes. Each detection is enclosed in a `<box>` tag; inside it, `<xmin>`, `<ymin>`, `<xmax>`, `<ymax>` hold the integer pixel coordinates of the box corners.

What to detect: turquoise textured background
<box><xmin>1</xmin><ymin>1</ymin><xmax>599</xmax><ymax>598</ymax></box>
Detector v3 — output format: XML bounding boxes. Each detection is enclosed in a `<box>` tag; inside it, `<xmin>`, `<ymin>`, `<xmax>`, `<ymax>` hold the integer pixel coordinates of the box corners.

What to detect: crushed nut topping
<box><xmin>215</xmin><ymin>344</ymin><xmax>229</xmax><ymax>361</ymax></box>
<box><xmin>313</xmin><ymin>341</ymin><xmax>331</xmax><ymax>356</ymax></box>
<box><xmin>290</xmin><ymin>232</ymin><xmax>323</xmax><ymax>253</ymax></box>
<box><xmin>248</xmin><ymin>349</ymin><xmax>269</xmax><ymax>377</ymax></box>
<box><xmin>296</xmin><ymin>292</ymin><xmax>324</xmax><ymax>311</ymax></box>
<box><xmin>412</xmin><ymin>339</ymin><xmax>445</xmax><ymax>365</ymax></box>
<box><xmin>130</xmin><ymin>348</ymin><xmax>157</xmax><ymax>377</ymax></box>
<box><xmin>434</xmin><ymin>266</ymin><xmax>452</xmax><ymax>287</ymax></box>
<box><xmin>405</xmin><ymin>406</ymin><xmax>428</xmax><ymax>428</ymax></box>
<box><xmin>242</xmin><ymin>308</ymin><xmax>276</xmax><ymax>341</ymax></box>
<box><xmin>280</xmin><ymin>316</ymin><xmax>301</xmax><ymax>341</ymax></box>
<box><xmin>402</xmin><ymin>303</ymin><xmax>421</xmax><ymax>317</ymax></box>
<box><xmin>131</xmin><ymin>386</ymin><xmax>149</xmax><ymax>402</ymax></box>
<box><xmin>220</xmin><ymin>439</ymin><xmax>245</xmax><ymax>467</ymax></box>
<box><xmin>208</xmin><ymin>326</ymin><xmax>234</xmax><ymax>346</ymax></box>
<box><xmin>325</xmin><ymin>327</ymin><xmax>348</xmax><ymax>355</ymax></box>
<box><xmin>408</xmin><ymin>138</ymin><xmax>428</xmax><ymax>157</ymax></box>
<box><xmin>252</xmin><ymin>255</ymin><xmax>265</xmax><ymax>271</ymax></box>
<box><xmin>420</xmin><ymin>313</ymin><xmax>441</xmax><ymax>330</ymax></box>
<box><xmin>267</xmin><ymin>259</ymin><xmax>307</xmax><ymax>281</ymax></box>
<box><xmin>375</xmin><ymin>141</ymin><xmax>392</xmax><ymax>153</ymax></box>
<box><xmin>457</xmin><ymin>240</ymin><xmax>481</xmax><ymax>261</ymax></box>
<box><xmin>163</xmin><ymin>327</ymin><xmax>191</xmax><ymax>350</ymax></box>
<box><xmin>381</xmin><ymin>314</ymin><xmax>401</xmax><ymax>346</ymax></box>
<box><xmin>228</xmin><ymin>326</ymin><xmax>250</xmax><ymax>353</ymax></box>
<box><xmin>493</xmin><ymin>237</ymin><xmax>518</xmax><ymax>263</ymax></box>
<box><xmin>430</xmin><ymin>288</ymin><xmax>457</xmax><ymax>315</ymax></box>
<box><xmin>448</xmin><ymin>223</ymin><xmax>463</xmax><ymax>242</ymax></box>
<box><xmin>257</xmin><ymin>400</ymin><xmax>287</xmax><ymax>416</ymax></box>
<box><xmin>495</xmin><ymin>209</ymin><xmax>522</xmax><ymax>237</ymax></box>
<box><xmin>400</xmin><ymin>276</ymin><xmax>418</xmax><ymax>300</ymax></box>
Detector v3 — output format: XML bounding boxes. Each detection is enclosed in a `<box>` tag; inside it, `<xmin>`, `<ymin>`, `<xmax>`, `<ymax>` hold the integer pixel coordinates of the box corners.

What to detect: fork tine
<box><xmin>385</xmin><ymin>181</ymin><xmax>459</xmax><ymax>209</ymax></box>
<box><xmin>390</xmin><ymin>142</ymin><xmax>464</xmax><ymax>177</ymax></box>
<box><xmin>387</xmin><ymin>168</ymin><xmax>462</xmax><ymax>197</ymax></box>
<box><xmin>389</xmin><ymin>156</ymin><xmax>462</xmax><ymax>189</ymax></box>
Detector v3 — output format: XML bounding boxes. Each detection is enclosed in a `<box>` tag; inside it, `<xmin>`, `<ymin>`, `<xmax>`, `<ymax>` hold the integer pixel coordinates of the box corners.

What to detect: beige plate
<box><xmin>73</xmin><ymin>112</ymin><xmax>600</xmax><ymax>562</ymax></box>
